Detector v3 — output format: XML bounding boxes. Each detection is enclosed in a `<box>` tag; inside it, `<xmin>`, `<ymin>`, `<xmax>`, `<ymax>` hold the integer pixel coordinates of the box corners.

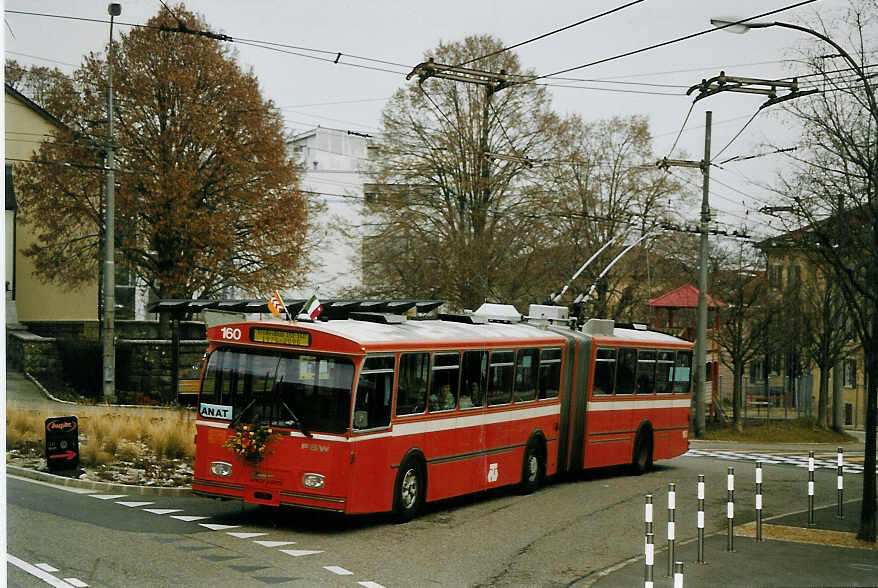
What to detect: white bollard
<box><xmin>755</xmin><ymin>461</ymin><xmax>763</xmax><ymax>541</ymax></box>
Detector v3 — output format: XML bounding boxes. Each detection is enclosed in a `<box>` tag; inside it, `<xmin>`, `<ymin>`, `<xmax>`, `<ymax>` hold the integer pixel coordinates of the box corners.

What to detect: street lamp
<box><xmin>710</xmin><ymin>18</ymin><xmax>877</xmax><ymax>116</ymax></box>
<box><xmin>713</xmin><ymin>15</ymin><xmax>878</xmax><ymax>543</ymax></box>
<box><xmin>102</xmin><ymin>2</ymin><xmax>121</xmax><ymax>403</ymax></box>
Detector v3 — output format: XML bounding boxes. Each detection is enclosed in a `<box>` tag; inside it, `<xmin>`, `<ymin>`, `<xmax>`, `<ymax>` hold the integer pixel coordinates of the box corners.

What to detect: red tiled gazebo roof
<box><xmin>647</xmin><ymin>283</ymin><xmax>728</xmax><ymax>309</ymax></box>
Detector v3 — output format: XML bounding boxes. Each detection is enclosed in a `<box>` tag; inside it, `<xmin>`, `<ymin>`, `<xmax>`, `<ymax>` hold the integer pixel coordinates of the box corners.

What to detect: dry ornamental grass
<box><xmin>6</xmin><ymin>407</ymin><xmax>196</xmax><ymax>486</ymax></box>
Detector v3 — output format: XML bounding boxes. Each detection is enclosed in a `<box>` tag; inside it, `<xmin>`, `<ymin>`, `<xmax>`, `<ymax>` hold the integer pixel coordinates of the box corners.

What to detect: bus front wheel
<box><xmin>393</xmin><ymin>457</ymin><xmax>424</xmax><ymax>522</ymax></box>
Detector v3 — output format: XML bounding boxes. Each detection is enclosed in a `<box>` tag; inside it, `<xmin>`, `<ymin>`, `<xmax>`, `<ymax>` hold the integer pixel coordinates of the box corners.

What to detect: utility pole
<box><xmin>656</xmin><ymin>72</ymin><xmax>817</xmax><ymax>438</ymax></box>
<box><xmin>102</xmin><ymin>3</ymin><xmax>121</xmax><ymax>403</ymax></box>
<box><xmin>657</xmin><ymin>112</ymin><xmax>712</xmax><ymax>438</ymax></box>
<box><xmin>696</xmin><ymin>111</ymin><xmax>712</xmax><ymax>438</ymax></box>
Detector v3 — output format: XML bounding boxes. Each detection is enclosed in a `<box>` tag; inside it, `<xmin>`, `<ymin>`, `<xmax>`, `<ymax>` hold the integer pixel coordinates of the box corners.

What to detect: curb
<box><xmin>7</xmin><ymin>465</ymin><xmax>193</xmax><ymax>497</ymax></box>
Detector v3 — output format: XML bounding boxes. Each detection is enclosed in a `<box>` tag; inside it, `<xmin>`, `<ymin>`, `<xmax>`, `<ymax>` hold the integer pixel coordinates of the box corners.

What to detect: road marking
<box><xmin>143</xmin><ymin>508</ymin><xmax>183</xmax><ymax>515</ymax></box>
<box><xmin>7</xmin><ymin>475</ymin><xmax>95</xmax><ymax>494</ymax></box>
<box><xmin>7</xmin><ymin>554</ymin><xmax>74</xmax><ymax>587</ymax></box>
<box><xmin>115</xmin><ymin>501</ymin><xmax>154</xmax><ymax>508</ymax></box>
<box><xmin>279</xmin><ymin>549</ymin><xmax>324</xmax><ymax>557</ymax></box>
<box><xmin>325</xmin><ymin>565</ymin><xmax>353</xmax><ymax>575</ymax></box>
<box><xmin>170</xmin><ymin>515</ymin><xmax>209</xmax><ymax>522</ymax></box>
<box><xmin>253</xmin><ymin>540</ymin><xmax>296</xmax><ymax>547</ymax></box>
<box><xmin>36</xmin><ymin>563</ymin><xmax>59</xmax><ymax>572</ymax></box>
<box><xmin>227</xmin><ymin>532</ymin><xmax>268</xmax><ymax>539</ymax></box>
<box><xmin>199</xmin><ymin>523</ymin><xmax>240</xmax><ymax>530</ymax></box>
<box><xmin>359</xmin><ymin>582</ymin><xmax>387</xmax><ymax>588</ymax></box>
<box><xmin>88</xmin><ymin>494</ymin><xmax>127</xmax><ymax>500</ymax></box>
<box><xmin>64</xmin><ymin>578</ymin><xmax>89</xmax><ymax>587</ymax></box>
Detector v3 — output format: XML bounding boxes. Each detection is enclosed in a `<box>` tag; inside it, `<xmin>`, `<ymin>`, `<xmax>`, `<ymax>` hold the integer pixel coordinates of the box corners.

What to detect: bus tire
<box><xmin>393</xmin><ymin>457</ymin><xmax>425</xmax><ymax>522</ymax></box>
<box><xmin>631</xmin><ymin>426</ymin><xmax>654</xmax><ymax>475</ymax></box>
<box><xmin>520</xmin><ymin>439</ymin><xmax>545</xmax><ymax>494</ymax></box>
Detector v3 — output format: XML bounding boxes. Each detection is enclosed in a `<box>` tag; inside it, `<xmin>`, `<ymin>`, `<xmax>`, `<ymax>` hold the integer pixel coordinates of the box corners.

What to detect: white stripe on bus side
<box><xmin>586</xmin><ymin>398</ymin><xmax>691</xmax><ymax>411</ymax></box>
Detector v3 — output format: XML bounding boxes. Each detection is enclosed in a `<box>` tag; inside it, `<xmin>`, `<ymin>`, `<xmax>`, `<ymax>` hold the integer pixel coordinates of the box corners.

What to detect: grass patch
<box><xmin>703</xmin><ymin>418</ymin><xmax>859</xmax><ymax>443</ymax></box>
<box><xmin>6</xmin><ymin>407</ymin><xmax>195</xmax><ymax>466</ymax></box>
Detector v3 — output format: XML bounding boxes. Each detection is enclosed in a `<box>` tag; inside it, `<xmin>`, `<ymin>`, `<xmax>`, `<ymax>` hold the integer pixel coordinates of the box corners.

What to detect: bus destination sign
<box><xmin>251</xmin><ymin>327</ymin><xmax>311</xmax><ymax>347</ymax></box>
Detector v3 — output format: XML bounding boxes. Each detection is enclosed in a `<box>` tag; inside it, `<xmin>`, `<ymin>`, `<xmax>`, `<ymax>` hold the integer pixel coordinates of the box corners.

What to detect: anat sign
<box><xmin>199</xmin><ymin>403</ymin><xmax>233</xmax><ymax>420</ymax></box>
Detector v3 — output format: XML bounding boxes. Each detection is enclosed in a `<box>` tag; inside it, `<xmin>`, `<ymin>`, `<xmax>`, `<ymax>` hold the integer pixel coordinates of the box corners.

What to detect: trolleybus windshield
<box><xmin>200</xmin><ymin>348</ymin><xmax>354</xmax><ymax>434</ymax></box>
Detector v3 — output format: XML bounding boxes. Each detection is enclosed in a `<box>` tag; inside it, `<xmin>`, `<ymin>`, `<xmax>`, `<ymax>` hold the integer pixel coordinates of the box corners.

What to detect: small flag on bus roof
<box><xmin>302</xmin><ymin>293</ymin><xmax>322</xmax><ymax>320</ymax></box>
<box><xmin>268</xmin><ymin>291</ymin><xmax>288</xmax><ymax>319</ymax></box>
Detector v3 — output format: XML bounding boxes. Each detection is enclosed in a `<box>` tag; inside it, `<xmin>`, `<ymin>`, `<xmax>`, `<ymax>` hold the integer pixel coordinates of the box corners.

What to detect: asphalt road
<box><xmin>7</xmin><ymin>449</ymin><xmax>865</xmax><ymax>587</ymax></box>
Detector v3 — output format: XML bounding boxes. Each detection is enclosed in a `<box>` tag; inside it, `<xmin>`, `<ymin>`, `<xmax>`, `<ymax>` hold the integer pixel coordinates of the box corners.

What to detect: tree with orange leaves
<box><xmin>13</xmin><ymin>5</ymin><xmax>311</xmax><ymax>302</ymax></box>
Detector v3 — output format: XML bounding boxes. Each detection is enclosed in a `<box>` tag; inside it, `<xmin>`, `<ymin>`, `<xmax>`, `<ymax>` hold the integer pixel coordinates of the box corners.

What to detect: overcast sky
<box><xmin>4</xmin><ymin>0</ymin><xmax>854</xmax><ymax>240</ymax></box>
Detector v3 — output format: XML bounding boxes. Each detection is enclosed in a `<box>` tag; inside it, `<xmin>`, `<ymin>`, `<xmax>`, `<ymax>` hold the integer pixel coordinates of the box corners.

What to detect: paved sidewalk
<box><xmin>578</xmin><ymin>501</ymin><xmax>878</xmax><ymax>587</ymax></box>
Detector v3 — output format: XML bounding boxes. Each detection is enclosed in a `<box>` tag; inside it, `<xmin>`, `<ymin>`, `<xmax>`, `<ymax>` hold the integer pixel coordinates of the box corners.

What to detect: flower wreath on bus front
<box><xmin>223</xmin><ymin>424</ymin><xmax>279</xmax><ymax>464</ymax></box>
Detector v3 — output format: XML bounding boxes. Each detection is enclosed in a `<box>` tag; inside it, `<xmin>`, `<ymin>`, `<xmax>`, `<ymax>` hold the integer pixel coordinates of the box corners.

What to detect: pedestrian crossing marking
<box><xmin>280</xmin><ymin>549</ymin><xmax>324</xmax><ymax>557</ymax></box>
<box><xmin>253</xmin><ymin>540</ymin><xmax>297</xmax><ymax>547</ymax></box>
<box><xmin>684</xmin><ymin>449</ymin><xmax>873</xmax><ymax>472</ymax></box>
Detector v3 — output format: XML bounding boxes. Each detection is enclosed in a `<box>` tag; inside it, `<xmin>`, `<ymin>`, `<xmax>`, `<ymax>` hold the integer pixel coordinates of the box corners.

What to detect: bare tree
<box><xmin>771</xmin><ymin>0</ymin><xmax>878</xmax><ymax>542</ymax></box>
<box><xmin>712</xmin><ymin>248</ymin><xmax>776</xmax><ymax>431</ymax></box>
<box><xmin>536</xmin><ymin>114</ymin><xmax>687</xmax><ymax>320</ymax></box>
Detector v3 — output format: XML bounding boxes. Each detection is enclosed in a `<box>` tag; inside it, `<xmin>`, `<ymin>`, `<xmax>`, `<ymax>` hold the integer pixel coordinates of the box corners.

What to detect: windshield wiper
<box><xmin>281</xmin><ymin>401</ymin><xmax>312</xmax><ymax>437</ymax></box>
<box><xmin>229</xmin><ymin>398</ymin><xmax>256</xmax><ymax>428</ymax></box>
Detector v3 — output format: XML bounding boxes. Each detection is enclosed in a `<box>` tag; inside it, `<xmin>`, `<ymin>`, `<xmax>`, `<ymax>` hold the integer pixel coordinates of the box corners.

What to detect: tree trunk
<box><xmin>733</xmin><ymin>363</ymin><xmax>743</xmax><ymax>433</ymax></box>
<box><xmin>833</xmin><ymin>360</ymin><xmax>844</xmax><ymax>433</ymax></box>
<box><xmin>857</xmin><ymin>319</ymin><xmax>877</xmax><ymax>542</ymax></box>
<box><xmin>817</xmin><ymin>366</ymin><xmax>830</xmax><ymax>429</ymax></box>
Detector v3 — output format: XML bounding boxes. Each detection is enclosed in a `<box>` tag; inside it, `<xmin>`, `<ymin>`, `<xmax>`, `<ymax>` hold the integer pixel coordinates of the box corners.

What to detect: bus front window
<box><xmin>202</xmin><ymin>349</ymin><xmax>354</xmax><ymax>434</ymax></box>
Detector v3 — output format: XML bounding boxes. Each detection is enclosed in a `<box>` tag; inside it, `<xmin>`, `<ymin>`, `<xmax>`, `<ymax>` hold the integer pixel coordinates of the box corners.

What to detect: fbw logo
<box><xmin>487</xmin><ymin>462</ymin><xmax>499</xmax><ymax>483</ymax></box>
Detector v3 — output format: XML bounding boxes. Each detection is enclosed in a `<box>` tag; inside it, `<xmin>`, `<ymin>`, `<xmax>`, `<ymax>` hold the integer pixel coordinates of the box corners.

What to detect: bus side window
<box><xmin>397</xmin><ymin>352</ymin><xmax>429</xmax><ymax>416</ymax></box>
<box><xmin>655</xmin><ymin>351</ymin><xmax>675</xmax><ymax>394</ymax></box>
<box><xmin>615</xmin><ymin>348</ymin><xmax>636</xmax><ymax>395</ymax></box>
<box><xmin>513</xmin><ymin>348</ymin><xmax>539</xmax><ymax>402</ymax></box>
<box><xmin>461</xmin><ymin>350</ymin><xmax>487</xmax><ymax>409</ymax></box>
<box><xmin>354</xmin><ymin>355</ymin><xmax>395</xmax><ymax>430</ymax></box>
<box><xmin>636</xmin><ymin>350</ymin><xmax>656</xmax><ymax>395</ymax></box>
<box><xmin>430</xmin><ymin>352</ymin><xmax>460</xmax><ymax>412</ymax></box>
<box><xmin>673</xmin><ymin>350</ymin><xmax>693</xmax><ymax>394</ymax></box>
<box><xmin>593</xmin><ymin>348</ymin><xmax>616</xmax><ymax>395</ymax></box>
<box><xmin>488</xmin><ymin>350</ymin><xmax>514</xmax><ymax>406</ymax></box>
<box><xmin>538</xmin><ymin>348</ymin><xmax>562</xmax><ymax>399</ymax></box>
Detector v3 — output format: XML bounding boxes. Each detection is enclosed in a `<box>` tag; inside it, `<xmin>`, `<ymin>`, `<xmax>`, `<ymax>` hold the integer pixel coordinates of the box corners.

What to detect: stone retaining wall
<box><xmin>7</xmin><ymin>320</ymin><xmax>208</xmax><ymax>404</ymax></box>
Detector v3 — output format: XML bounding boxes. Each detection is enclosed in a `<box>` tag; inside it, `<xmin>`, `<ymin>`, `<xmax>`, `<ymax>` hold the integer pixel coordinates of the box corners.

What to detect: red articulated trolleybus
<box><xmin>189</xmin><ymin>300</ymin><xmax>693</xmax><ymax>520</ymax></box>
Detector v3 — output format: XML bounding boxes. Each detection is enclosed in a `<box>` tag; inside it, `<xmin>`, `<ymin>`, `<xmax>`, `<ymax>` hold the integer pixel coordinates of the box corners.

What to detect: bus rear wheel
<box><xmin>393</xmin><ymin>458</ymin><xmax>424</xmax><ymax>522</ymax></box>
<box><xmin>631</xmin><ymin>430</ymin><xmax>653</xmax><ymax>475</ymax></box>
<box><xmin>520</xmin><ymin>440</ymin><xmax>545</xmax><ymax>494</ymax></box>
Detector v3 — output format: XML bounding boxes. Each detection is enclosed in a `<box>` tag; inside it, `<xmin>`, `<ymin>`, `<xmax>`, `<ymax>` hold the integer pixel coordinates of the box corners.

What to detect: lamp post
<box><xmin>102</xmin><ymin>2</ymin><xmax>121</xmax><ymax>403</ymax></box>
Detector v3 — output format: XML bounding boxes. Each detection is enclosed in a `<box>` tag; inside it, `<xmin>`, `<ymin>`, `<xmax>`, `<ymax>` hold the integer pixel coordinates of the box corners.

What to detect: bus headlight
<box><xmin>210</xmin><ymin>461</ymin><xmax>233</xmax><ymax>477</ymax></box>
<box><xmin>303</xmin><ymin>473</ymin><xmax>325</xmax><ymax>489</ymax></box>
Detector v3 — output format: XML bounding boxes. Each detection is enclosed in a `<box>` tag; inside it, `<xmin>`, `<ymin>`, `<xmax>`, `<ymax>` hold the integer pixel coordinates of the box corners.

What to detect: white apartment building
<box><xmin>287</xmin><ymin>126</ymin><xmax>370</xmax><ymax>298</ymax></box>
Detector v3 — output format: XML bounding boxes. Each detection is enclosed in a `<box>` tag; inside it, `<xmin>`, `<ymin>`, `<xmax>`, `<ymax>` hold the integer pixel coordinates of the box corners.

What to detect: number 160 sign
<box><xmin>221</xmin><ymin>327</ymin><xmax>242</xmax><ymax>340</ymax></box>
